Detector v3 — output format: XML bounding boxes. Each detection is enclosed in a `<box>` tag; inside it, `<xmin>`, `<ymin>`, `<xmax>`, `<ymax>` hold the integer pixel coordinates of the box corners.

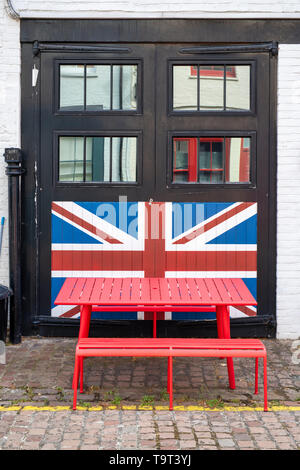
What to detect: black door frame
<box><xmin>20</xmin><ymin>19</ymin><xmax>280</xmax><ymax>338</ymax></box>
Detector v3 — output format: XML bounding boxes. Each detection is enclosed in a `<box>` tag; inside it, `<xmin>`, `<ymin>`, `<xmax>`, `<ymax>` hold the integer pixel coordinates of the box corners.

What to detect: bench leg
<box><xmin>255</xmin><ymin>358</ymin><xmax>259</xmax><ymax>394</ymax></box>
<box><xmin>80</xmin><ymin>357</ymin><xmax>84</xmax><ymax>393</ymax></box>
<box><xmin>73</xmin><ymin>354</ymin><xmax>80</xmax><ymax>410</ymax></box>
<box><xmin>168</xmin><ymin>356</ymin><xmax>173</xmax><ymax>411</ymax></box>
<box><xmin>264</xmin><ymin>356</ymin><xmax>268</xmax><ymax>412</ymax></box>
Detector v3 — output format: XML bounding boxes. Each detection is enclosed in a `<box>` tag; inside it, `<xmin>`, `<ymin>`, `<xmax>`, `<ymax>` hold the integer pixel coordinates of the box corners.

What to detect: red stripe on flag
<box><xmin>233</xmin><ymin>305</ymin><xmax>257</xmax><ymax>317</ymax></box>
<box><xmin>52</xmin><ymin>202</ymin><xmax>123</xmax><ymax>244</ymax></box>
<box><xmin>51</xmin><ymin>250</ymin><xmax>256</xmax><ymax>271</ymax></box>
<box><xmin>60</xmin><ymin>305</ymin><xmax>81</xmax><ymax>318</ymax></box>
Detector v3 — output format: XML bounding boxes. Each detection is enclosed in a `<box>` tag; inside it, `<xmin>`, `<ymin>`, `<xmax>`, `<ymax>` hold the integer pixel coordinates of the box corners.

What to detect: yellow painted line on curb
<box><xmin>0</xmin><ymin>405</ymin><xmax>299</xmax><ymax>412</ymax></box>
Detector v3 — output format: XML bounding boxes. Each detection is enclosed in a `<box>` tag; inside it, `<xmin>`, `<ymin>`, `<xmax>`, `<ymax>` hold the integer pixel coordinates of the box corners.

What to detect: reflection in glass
<box><xmin>172</xmin><ymin>64</ymin><xmax>251</xmax><ymax>112</ymax></box>
<box><xmin>199</xmin><ymin>66</ymin><xmax>224</xmax><ymax>111</ymax></box>
<box><xmin>60</xmin><ymin>65</ymin><xmax>84</xmax><ymax>111</ymax></box>
<box><xmin>60</xmin><ymin>64</ymin><xmax>138</xmax><ymax>111</ymax></box>
<box><xmin>172</xmin><ymin>136</ymin><xmax>251</xmax><ymax>184</ymax></box>
<box><xmin>226</xmin><ymin>137</ymin><xmax>251</xmax><ymax>182</ymax></box>
<box><xmin>59</xmin><ymin>137</ymin><xmax>85</xmax><ymax>181</ymax></box>
<box><xmin>173</xmin><ymin>66</ymin><xmax>198</xmax><ymax>111</ymax></box>
<box><xmin>59</xmin><ymin>136</ymin><xmax>137</xmax><ymax>183</ymax></box>
<box><xmin>226</xmin><ymin>66</ymin><xmax>250</xmax><ymax>111</ymax></box>
<box><xmin>112</xmin><ymin>65</ymin><xmax>137</xmax><ymax>110</ymax></box>
<box><xmin>86</xmin><ymin>65</ymin><xmax>111</xmax><ymax>111</ymax></box>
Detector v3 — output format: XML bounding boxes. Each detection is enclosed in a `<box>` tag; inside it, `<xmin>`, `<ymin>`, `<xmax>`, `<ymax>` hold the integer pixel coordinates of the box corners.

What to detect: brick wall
<box><xmin>11</xmin><ymin>1</ymin><xmax>300</xmax><ymax>18</ymax></box>
<box><xmin>0</xmin><ymin>1</ymin><xmax>20</xmax><ymax>285</ymax></box>
<box><xmin>1</xmin><ymin>1</ymin><xmax>300</xmax><ymax>337</ymax></box>
<box><xmin>277</xmin><ymin>44</ymin><xmax>300</xmax><ymax>339</ymax></box>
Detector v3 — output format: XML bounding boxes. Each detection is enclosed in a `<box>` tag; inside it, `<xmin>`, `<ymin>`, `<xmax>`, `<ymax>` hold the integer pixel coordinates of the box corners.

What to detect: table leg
<box><xmin>153</xmin><ymin>312</ymin><xmax>157</xmax><ymax>338</ymax></box>
<box><xmin>72</xmin><ymin>305</ymin><xmax>92</xmax><ymax>391</ymax></box>
<box><xmin>216</xmin><ymin>305</ymin><xmax>236</xmax><ymax>390</ymax></box>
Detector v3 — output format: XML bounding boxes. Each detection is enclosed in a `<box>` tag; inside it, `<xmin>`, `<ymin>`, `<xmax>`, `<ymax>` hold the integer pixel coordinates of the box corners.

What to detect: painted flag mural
<box><xmin>51</xmin><ymin>201</ymin><xmax>257</xmax><ymax>320</ymax></box>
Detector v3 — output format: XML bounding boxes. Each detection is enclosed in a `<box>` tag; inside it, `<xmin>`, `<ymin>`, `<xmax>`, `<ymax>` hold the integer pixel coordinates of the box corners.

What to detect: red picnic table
<box><xmin>55</xmin><ymin>277</ymin><xmax>257</xmax><ymax>392</ymax></box>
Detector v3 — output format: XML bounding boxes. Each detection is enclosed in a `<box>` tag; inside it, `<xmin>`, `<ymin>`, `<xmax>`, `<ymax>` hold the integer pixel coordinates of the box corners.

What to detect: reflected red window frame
<box><xmin>199</xmin><ymin>137</ymin><xmax>224</xmax><ymax>183</ymax></box>
<box><xmin>173</xmin><ymin>137</ymin><xmax>197</xmax><ymax>182</ymax></box>
<box><xmin>190</xmin><ymin>65</ymin><xmax>236</xmax><ymax>78</ymax></box>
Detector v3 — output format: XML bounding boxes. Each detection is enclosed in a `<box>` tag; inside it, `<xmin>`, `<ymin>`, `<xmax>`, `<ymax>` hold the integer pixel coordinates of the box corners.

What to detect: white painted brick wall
<box><xmin>10</xmin><ymin>0</ymin><xmax>300</xmax><ymax>18</ymax></box>
<box><xmin>277</xmin><ymin>44</ymin><xmax>300</xmax><ymax>339</ymax></box>
<box><xmin>0</xmin><ymin>1</ymin><xmax>20</xmax><ymax>286</ymax></box>
<box><xmin>1</xmin><ymin>1</ymin><xmax>300</xmax><ymax>337</ymax></box>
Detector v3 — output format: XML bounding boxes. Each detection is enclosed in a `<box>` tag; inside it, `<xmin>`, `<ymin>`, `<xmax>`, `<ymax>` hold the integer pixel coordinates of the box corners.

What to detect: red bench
<box><xmin>72</xmin><ymin>337</ymin><xmax>268</xmax><ymax>411</ymax></box>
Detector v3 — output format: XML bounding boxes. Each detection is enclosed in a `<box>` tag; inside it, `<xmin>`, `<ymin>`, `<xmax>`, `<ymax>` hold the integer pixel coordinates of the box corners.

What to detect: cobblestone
<box><xmin>0</xmin><ymin>337</ymin><xmax>299</xmax><ymax>450</ymax></box>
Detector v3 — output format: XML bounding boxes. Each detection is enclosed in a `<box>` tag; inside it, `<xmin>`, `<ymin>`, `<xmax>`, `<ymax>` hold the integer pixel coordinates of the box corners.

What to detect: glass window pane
<box><xmin>199</xmin><ymin>142</ymin><xmax>211</xmax><ymax>169</ymax></box>
<box><xmin>173</xmin><ymin>66</ymin><xmax>198</xmax><ymax>111</ymax></box>
<box><xmin>112</xmin><ymin>65</ymin><xmax>137</xmax><ymax>110</ymax></box>
<box><xmin>59</xmin><ymin>65</ymin><xmax>84</xmax><ymax>111</ymax></box>
<box><xmin>86</xmin><ymin>65</ymin><xmax>111</xmax><ymax>111</ymax></box>
<box><xmin>174</xmin><ymin>172</ymin><xmax>188</xmax><ymax>182</ymax></box>
<box><xmin>172</xmin><ymin>136</ymin><xmax>251</xmax><ymax>184</ymax></box>
<box><xmin>225</xmin><ymin>137</ymin><xmax>251</xmax><ymax>182</ymax></box>
<box><xmin>59</xmin><ymin>137</ymin><xmax>85</xmax><ymax>181</ymax></box>
<box><xmin>212</xmin><ymin>141</ymin><xmax>223</xmax><ymax>168</ymax></box>
<box><xmin>199</xmin><ymin>66</ymin><xmax>224</xmax><ymax>110</ymax></box>
<box><xmin>226</xmin><ymin>65</ymin><xmax>250</xmax><ymax>111</ymax></box>
<box><xmin>174</xmin><ymin>140</ymin><xmax>189</xmax><ymax>169</ymax></box>
<box><xmin>172</xmin><ymin>138</ymin><xmax>198</xmax><ymax>183</ymax></box>
<box><xmin>85</xmin><ymin>137</ymin><xmax>110</xmax><ymax>182</ymax></box>
<box><xmin>111</xmin><ymin>137</ymin><xmax>137</xmax><ymax>182</ymax></box>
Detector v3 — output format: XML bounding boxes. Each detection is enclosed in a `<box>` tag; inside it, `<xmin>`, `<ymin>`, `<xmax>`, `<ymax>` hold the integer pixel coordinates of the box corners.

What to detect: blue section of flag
<box><xmin>52</xmin><ymin>214</ymin><xmax>103</xmax><ymax>245</ymax></box>
<box><xmin>207</xmin><ymin>214</ymin><xmax>257</xmax><ymax>244</ymax></box>
<box><xmin>51</xmin><ymin>277</ymin><xmax>65</xmax><ymax>309</ymax></box>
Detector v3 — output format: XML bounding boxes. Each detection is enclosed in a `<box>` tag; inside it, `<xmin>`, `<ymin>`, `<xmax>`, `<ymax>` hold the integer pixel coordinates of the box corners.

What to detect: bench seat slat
<box><xmin>77</xmin><ymin>338</ymin><xmax>266</xmax><ymax>351</ymax></box>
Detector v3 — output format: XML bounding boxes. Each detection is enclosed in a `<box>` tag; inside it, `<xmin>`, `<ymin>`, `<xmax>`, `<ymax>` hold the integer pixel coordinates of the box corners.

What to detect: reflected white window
<box><xmin>59</xmin><ymin>64</ymin><xmax>138</xmax><ymax>111</ymax></box>
<box><xmin>172</xmin><ymin>64</ymin><xmax>251</xmax><ymax>112</ymax></box>
<box><xmin>60</xmin><ymin>65</ymin><xmax>84</xmax><ymax>111</ymax></box>
<box><xmin>173</xmin><ymin>66</ymin><xmax>197</xmax><ymax>111</ymax></box>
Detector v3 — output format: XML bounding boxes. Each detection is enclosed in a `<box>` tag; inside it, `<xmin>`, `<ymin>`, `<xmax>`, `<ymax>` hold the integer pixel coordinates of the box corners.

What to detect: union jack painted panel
<box><xmin>51</xmin><ymin>201</ymin><xmax>257</xmax><ymax>319</ymax></box>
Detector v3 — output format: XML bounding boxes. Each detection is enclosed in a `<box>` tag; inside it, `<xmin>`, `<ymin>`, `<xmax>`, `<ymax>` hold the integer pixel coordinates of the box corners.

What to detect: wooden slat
<box><xmin>78</xmin><ymin>278</ymin><xmax>97</xmax><ymax>303</ymax></box>
<box><xmin>158</xmin><ymin>278</ymin><xmax>172</xmax><ymax>302</ymax></box>
<box><xmin>201</xmin><ymin>279</ymin><xmax>222</xmax><ymax>303</ymax></box>
<box><xmin>78</xmin><ymin>337</ymin><xmax>265</xmax><ymax>351</ymax></box>
<box><xmin>222</xmin><ymin>278</ymin><xmax>243</xmax><ymax>302</ymax></box>
<box><xmin>92</xmin><ymin>278</ymin><xmax>106</xmax><ymax>304</ymax></box>
<box><xmin>167</xmin><ymin>278</ymin><xmax>181</xmax><ymax>302</ymax></box>
<box><xmin>140</xmin><ymin>278</ymin><xmax>151</xmax><ymax>303</ymax></box>
<box><xmin>70</xmin><ymin>278</ymin><xmax>88</xmax><ymax>303</ymax></box>
<box><xmin>213</xmin><ymin>278</ymin><xmax>233</xmax><ymax>303</ymax></box>
<box><xmin>176</xmin><ymin>279</ymin><xmax>191</xmax><ymax>302</ymax></box>
<box><xmin>120</xmin><ymin>278</ymin><xmax>132</xmax><ymax>303</ymax></box>
<box><xmin>131</xmin><ymin>278</ymin><xmax>142</xmax><ymax>303</ymax></box>
<box><xmin>149</xmin><ymin>277</ymin><xmax>161</xmax><ymax>302</ymax></box>
<box><xmin>98</xmin><ymin>277</ymin><xmax>113</xmax><ymax>302</ymax></box>
<box><xmin>185</xmin><ymin>278</ymin><xmax>202</xmax><ymax>302</ymax></box>
<box><xmin>194</xmin><ymin>279</ymin><xmax>214</xmax><ymax>303</ymax></box>
<box><xmin>110</xmin><ymin>278</ymin><xmax>123</xmax><ymax>302</ymax></box>
<box><xmin>231</xmin><ymin>278</ymin><xmax>257</xmax><ymax>304</ymax></box>
<box><xmin>54</xmin><ymin>278</ymin><xmax>77</xmax><ymax>304</ymax></box>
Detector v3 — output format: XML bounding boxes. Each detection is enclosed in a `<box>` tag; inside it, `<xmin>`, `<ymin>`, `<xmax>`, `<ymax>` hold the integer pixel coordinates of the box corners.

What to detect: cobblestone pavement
<box><xmin>0</xmin><ymin>408</ymin><xmax>299</xmax><ymax>450</ymax></box>
<box><xmin>0</xmin><ymin>337</ymin><xmax>299</xmax><ymax>450</ymax></box>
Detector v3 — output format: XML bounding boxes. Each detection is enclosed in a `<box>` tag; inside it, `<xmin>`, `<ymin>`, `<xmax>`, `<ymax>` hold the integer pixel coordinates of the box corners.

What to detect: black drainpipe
<box><xmin>4</xmin><ymin>148</ymin><xmax>25</xmax><ymax>344</ymax></box>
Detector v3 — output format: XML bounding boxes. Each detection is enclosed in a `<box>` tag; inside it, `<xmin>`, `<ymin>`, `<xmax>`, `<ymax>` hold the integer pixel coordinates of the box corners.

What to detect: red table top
<box><xmin>54</xmin><ymin>277</ymin><xmax>257</xmax><ymax>307</ymax></box>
